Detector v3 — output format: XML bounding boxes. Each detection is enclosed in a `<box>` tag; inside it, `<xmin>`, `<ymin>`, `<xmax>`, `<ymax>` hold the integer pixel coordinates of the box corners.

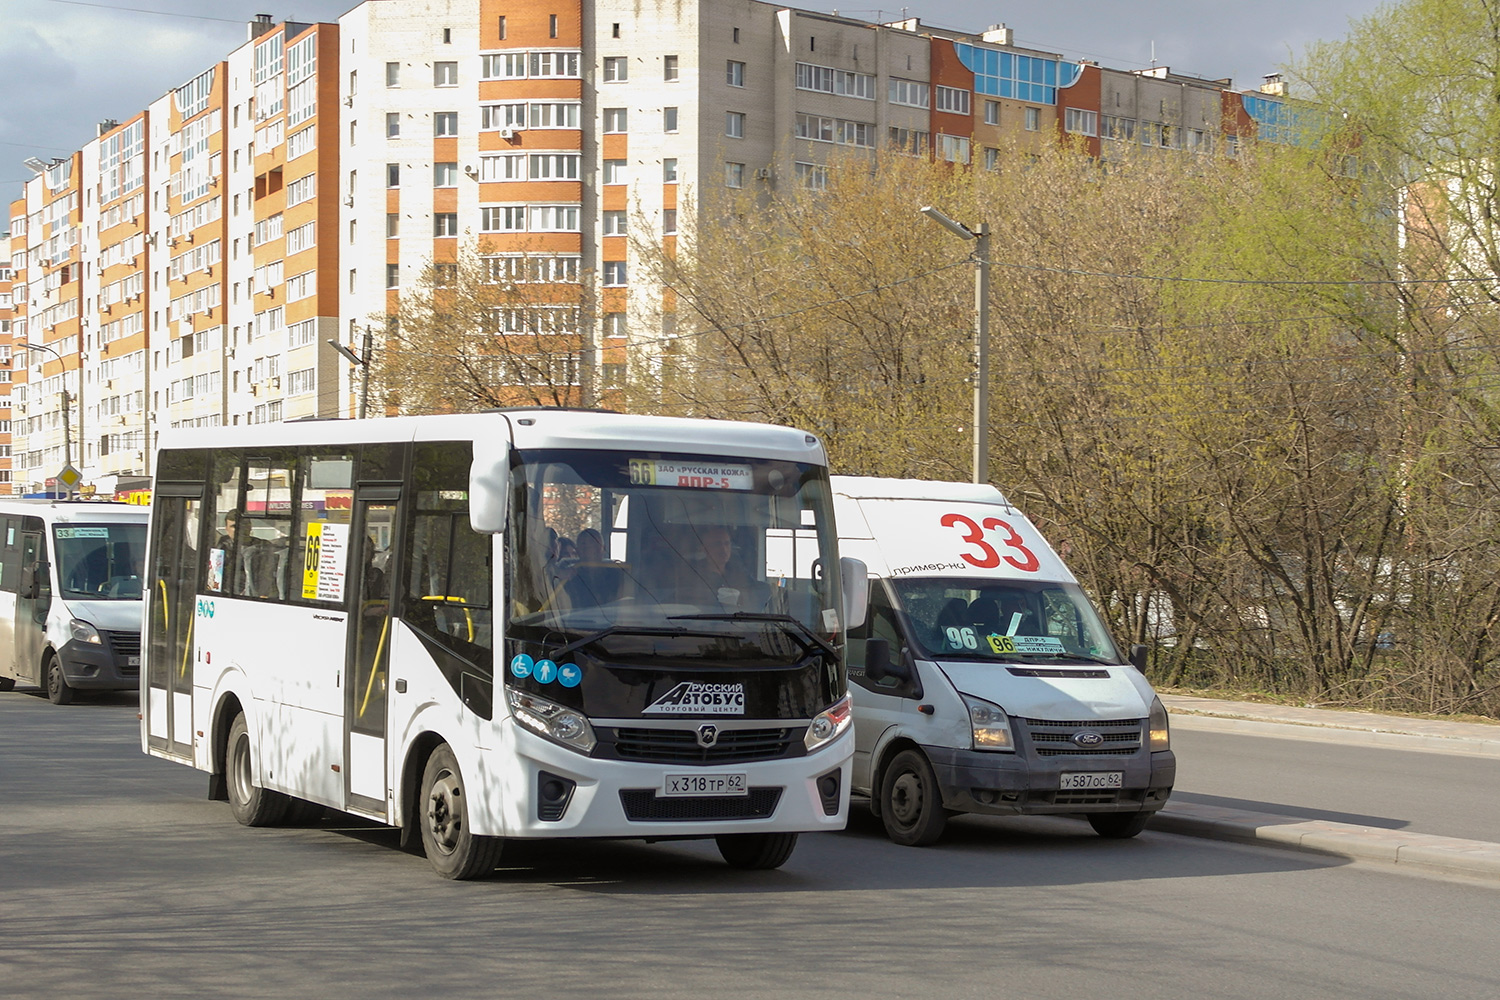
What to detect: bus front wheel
<box><xmin>226</xmin><ymin>713</ymin><xmax>289</xmax><ymax>826</ymax></box>
<box><xmin>0</xmin><ymin>675</ymin><xmax>15</xmax><ymax>692</ymax></box>
<box><xmin>419</xmin><ymin>745</ymin><xmax>503</xmax><ymax>880</ymax></box>
<box><xmin>45</xmin><ymin>654</ymin><xmax>74</xmax><ymax>706</ymax></box>
<box><xmin>716</xmin><ymin>832</ymin><xmax>798</xmax><ymax>870</ymax></box>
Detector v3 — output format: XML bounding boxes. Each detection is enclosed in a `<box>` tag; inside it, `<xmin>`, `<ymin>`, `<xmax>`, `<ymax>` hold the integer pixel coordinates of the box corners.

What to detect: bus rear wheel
<box><xmin>715</xmin><ymin>832</ymin><xmax>798</xmax><ymax>870</ymax></box>
<box><xmin>0</xmin><ymin>675</ymin><xmax>15</xmax><ymax>692</ymax></box>
<box><xmin>420</xmin><ymin>745</ymin><xmax>503</xmax><ymax>880</ymax></box>
<box><xmin>45</xmin><ymin>654</ymin><xmax>74</xmax><ymax>705</ymax></box>
<box><xmin>226</xmin><ymin>713</ymin><xmax>289</xmax><ymax>826</ymax></box>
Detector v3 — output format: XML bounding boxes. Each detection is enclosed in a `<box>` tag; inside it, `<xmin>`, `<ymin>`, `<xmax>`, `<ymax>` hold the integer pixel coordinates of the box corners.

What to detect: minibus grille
<box><xmin>105</xmin><ymin>630</ymin><xmax>142</xmax><ymax>673</ymax></box>
<box><xmin>1023</xmin><ymin>718</ymin><xmax>1143</xmax><ymax>757</ymax></box>
<box><xmin>601</xmin><ymin>726</ymin><xmax>799</xmax><ymax>764</ymax></box>
<box><xmin>619</xmin><ymin>788</ymin><xmax>782</xmax><ymax>822</ymax></box>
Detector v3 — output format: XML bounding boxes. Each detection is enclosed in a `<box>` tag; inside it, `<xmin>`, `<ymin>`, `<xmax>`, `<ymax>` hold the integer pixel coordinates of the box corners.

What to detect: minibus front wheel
<box><xmin>45</xmin><ymin>653</ymin><xmax>74</xmax><ymax>706</ymax></box>
<box><xmin>879</xmin><ymin>749</ymin><xmax>947</xmax><ymax>846</ymax></box>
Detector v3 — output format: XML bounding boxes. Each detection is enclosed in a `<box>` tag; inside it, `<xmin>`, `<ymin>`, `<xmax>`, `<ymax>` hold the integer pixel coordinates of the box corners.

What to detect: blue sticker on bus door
<box><xmin>510</xmin><ymin>654</ymin><xmax>534</xmax><ymax>679</ymax></box>
<box><xmin>557</xmin><ymin>663</ymin><xmax>582</xmax><ymax>688</ymax></box>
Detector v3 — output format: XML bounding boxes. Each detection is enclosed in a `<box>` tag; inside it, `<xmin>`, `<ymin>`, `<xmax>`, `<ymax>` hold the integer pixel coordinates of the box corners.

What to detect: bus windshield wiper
<box><xmin>667</xmin><ymin>612</ymin><xmax>839</xmax><ymax>662</ymax></box>
<box><xmin>544</xmin><ymin>623</ymin><xmax>707</xmax><ymax>661</ymax></box>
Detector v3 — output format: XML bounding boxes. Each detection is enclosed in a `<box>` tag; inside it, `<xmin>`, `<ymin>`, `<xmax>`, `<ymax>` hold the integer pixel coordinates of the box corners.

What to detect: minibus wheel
<box><xmin>1087</xmin><ymin>811</ymin><xmax>1151</xmax><ymax>839</ymax></box>
<box><xmin>715</xmin><ymin>832</ymin><xmax>798</xmax><ymax>869</ymax></box>
<box><xmin>419</xmin><ymin>744</ymin><xmax>503</xmax><ymax>879</ymax></box>
<box><xmin>45</xmin><ymin>654</ymin><xmax>74</xmax><ymax>706</ymax></box>
<box><xmin>226</xmin><ymin>713</ymin><xmax>289</xmax><ymax>826</ymax></box>
<box><xmin>879</xmin><ymin>749</ymin><xmax>947</xmax><ymax>846</ymax></box>
<box><xmin>0</xmin><ymin>675</ymin><xmax>15</xmax><ymax>692</ymax></box>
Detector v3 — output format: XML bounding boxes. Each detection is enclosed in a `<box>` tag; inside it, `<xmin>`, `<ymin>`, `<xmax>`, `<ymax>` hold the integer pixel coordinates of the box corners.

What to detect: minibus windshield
<box><xmin>508</xmin><ymin>449</ymin><xmax>840</xmax><ymax>646</ymax></box>
<box><xmin>53</xmin><ymin>522</ymin><xmax>147</xmax><ymax>600</ymax></box>
<box><xmin>890</xmin><ymin>577</ymin><xmax>1122</xmax><ymax>665</ymax></box>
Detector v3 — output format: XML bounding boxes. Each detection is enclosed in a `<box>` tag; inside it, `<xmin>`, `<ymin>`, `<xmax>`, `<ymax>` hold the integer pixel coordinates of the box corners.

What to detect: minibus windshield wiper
<box><xmin>667</xmin><ymin>612</ymin><xmax>839</xmax><ymax>662</ymax></box>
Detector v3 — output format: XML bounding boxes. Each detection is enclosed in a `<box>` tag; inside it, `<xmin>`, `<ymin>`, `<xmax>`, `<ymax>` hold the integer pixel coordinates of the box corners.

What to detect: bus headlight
<box><xmin>70</xmin><ymin>619</ymin><xmax>103</xmax><ymax>644</ymax></box>
<box><xmin>1148</xmin><ymin>696</ymin><xmax>1170</xmax><ymax>751</ymax></box>
<box><xmin>507</xmin><ymin>689</ymin><xmax>597</xmax><ymax>754</ymax></box>
<box><xmin>804</xmin><ymin>693</ymin><xmax>852</xmax><ymax>752</ymax></box>
<box><xmin>962</xmin><ymin>694</ymin><xmax>1015</xmax><ymax>752</ymax></box>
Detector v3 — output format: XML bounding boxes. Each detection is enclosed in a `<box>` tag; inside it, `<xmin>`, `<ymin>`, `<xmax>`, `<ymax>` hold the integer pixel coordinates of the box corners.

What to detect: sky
<box><xmin>1</xmin><ymin>0</ymin><xmax>1387</xmax><ymax>198</ymax></box>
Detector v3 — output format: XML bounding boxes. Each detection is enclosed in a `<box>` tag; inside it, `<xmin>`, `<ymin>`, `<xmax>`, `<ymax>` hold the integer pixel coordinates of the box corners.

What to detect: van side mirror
<box><xmin>1128</xmin><ymin>643</ymin><xmax>1148</xmax><ymax>672</ymax></box>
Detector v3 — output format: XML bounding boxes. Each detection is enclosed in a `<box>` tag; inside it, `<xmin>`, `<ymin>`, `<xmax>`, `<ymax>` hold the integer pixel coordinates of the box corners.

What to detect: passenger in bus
<box><xmin>676</xmin><ymin>524</ymin><xmax>758</xmax><ymax>609</ymax></box>
<box><xmin>562</xmin><ymin>528</ymin><xmax>619</xmax><ymax>607</ymax></box>
<box><xmin>238</xmin><ymin>524</ymin><xmax>288</xmax><ymax>600</ymax></box>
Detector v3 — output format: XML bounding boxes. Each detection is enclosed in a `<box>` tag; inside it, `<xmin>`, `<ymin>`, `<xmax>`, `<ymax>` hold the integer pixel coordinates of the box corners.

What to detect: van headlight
<box><xmin>70</xmin><ymin>619</ymin><xmax>103</xmax><ymax>644</ymax></box>
<box><xmin>962</xmin><ymin>694</ymin><xmax>1014</xmax><ymax>752</ymax></box>
<box><xmin>804</xmin><ymin>693</ymin><xmax>852</xmax><ymax>752</ymax></box>
<box><xmin>507</xmin><ymin>688</ymin><xmax>596</xmax><ymax>754</ymax></box>
<box><xmin>1148</xmin><ymin>696</ymin><xmax>1170</xmax><ymax>751</ymax></box>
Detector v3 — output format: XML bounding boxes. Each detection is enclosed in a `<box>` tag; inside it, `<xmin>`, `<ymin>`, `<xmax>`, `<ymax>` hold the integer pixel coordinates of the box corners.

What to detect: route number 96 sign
<box><xmin>940</xmin><ymin>512</ymin><xmax>1040</xmax><ymax>572</ymax></box>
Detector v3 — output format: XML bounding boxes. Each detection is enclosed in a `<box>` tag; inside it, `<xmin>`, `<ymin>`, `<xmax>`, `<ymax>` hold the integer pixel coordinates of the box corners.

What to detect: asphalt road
<box><xmin>1170</xmin><ymin>726</ymin><xmax>1500</xmax><ymax>842</ymax></box>
<box><xmin>4</xmin><ymin>689</ymin><xmax>1500</xmax><ymax>1000</ymax></box>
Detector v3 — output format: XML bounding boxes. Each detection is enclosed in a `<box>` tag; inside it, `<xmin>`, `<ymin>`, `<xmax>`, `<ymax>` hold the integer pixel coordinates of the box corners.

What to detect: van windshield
<box><xmin>53</xmin><ymin>523</ymin><xmax>147</xmax><ymax>600</ymax></box>
<box><xmin>890</xmin><ymin>577</ymin><xmax>1122</xmax><ymax>665</ymax></box>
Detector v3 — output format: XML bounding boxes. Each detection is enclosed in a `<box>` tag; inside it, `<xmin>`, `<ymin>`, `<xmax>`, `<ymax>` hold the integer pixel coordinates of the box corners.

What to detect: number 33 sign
<box><xmin>940</xmin><ymin>512</ymin><xmax>1040</xmax><ymax>572</ymax></box>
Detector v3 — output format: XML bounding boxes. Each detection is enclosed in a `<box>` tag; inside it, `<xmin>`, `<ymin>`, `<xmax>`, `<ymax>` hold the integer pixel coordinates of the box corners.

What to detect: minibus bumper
<box><xmin>57</xmin><ymin>637</ymin><xmax>140</xmax><ymax>691</ymax></box>
<box><xmin>922</xmin><ymin>745</ymin><xmax>1176</xmax><ymax>816</ymax></box>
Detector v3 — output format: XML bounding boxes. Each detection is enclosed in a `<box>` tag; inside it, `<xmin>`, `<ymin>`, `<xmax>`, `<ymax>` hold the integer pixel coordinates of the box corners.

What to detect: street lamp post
<box><xmin>920</xmin><ymin>206</ymin><xmax>991</xmax><ymax>485</ymax></box>
<box><xmin>328</xmin><ymin>326</ymin><xmax>375</xmax><ymax>420</ymax></box>
<box><xmin>24</xmin><ymin>341</ymin><xmax>77</xmax><ymax>496</ymax></box>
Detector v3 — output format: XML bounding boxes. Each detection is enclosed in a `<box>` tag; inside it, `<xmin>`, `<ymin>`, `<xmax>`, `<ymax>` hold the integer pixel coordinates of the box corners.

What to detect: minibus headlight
<box><xmin>962</xmin><ymin>694</ymin><xmax>1015</xmax><ymax>752</ymax></box>
<box><xmin>70</xmin><ymin>619</ymin><xmax>103</xmax><ymax>645</ymax></box>
<box><xmin>507</xmin><ymin>688</ymin><xmax>596</xmax><ymax>754</ymax></box>
<box><xmin>804</xmin><ymin>693</ymin><xmax>852</xmax><ymax>752</ymax></box>
<box><xmin>1148</xmin><ymin>696</ymin><xmax>1171</xmax><ymax>751</ymax></box>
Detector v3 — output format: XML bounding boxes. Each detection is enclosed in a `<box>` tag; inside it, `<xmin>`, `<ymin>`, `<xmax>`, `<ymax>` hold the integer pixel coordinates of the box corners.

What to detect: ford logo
<box><xmin>1071</xmin><ymin>730</ymin><xmax>1105</xmax><ymax>748</ymax></box>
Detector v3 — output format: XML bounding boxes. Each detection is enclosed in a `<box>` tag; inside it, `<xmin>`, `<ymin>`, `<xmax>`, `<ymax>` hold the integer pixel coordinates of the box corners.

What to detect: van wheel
<box><xmin>420</xmin><ymin>745</ymin><xmax>503</xmax><ymax>879</ymax></box>
<box><xmin>226</xmin><ymin>713</ymin><xmax>289</xmax><ymax>826</ymax></box>
<box><xmin>1088</xmin><ymin>811</ymin><xmax>1152</xmax><ymax>839</ymax></box>
<box><xmin>0</xmin><ymin>676</ymin><xmax>15</xmax><ymax>692</ymax></box>
<box><xmin>880</xmin><ymin>749</ymin><xmax>947</xmax><ymax>846</ymax></box>
<box><xmin>716</xmin><ymin>832</ymin><xmax>798</xmax><ymax>870</ymax></box>
<box><xmin>45</xmin><ymin>654</ymin><xmax>75</xmax><ymax>705</ymax></box>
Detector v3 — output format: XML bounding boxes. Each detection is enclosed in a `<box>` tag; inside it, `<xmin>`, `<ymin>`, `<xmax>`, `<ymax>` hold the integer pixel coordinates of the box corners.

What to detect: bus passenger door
<box><xmin>345</xmin><ymin>492</ymin><xmax>399</xmax><ymax>818</ymax></box>
<box><xmin>16</xmin><ymin>528</ymin><xmax>50</xmax><ymax>684</ymax></box>
<box><xmin>146</xmin><ymin>491</ymin><xmax>202</xmax><ymax>758</ymax></box>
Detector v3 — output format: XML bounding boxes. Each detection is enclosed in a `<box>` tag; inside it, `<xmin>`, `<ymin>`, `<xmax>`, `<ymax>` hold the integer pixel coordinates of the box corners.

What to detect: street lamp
<box><xmin>920</xmin><ymin>206</ymin><xmax>991</xmax><ymax>485</ymax></box>
<box><xmin>23</xmin><ymin>341</ymin><xmax>78</xmax><ymax>495</ymax></box>
<box><xmin>328</xmin><ymin>325</ymin><xmax>375</xmax><ymax>420</ymax></box>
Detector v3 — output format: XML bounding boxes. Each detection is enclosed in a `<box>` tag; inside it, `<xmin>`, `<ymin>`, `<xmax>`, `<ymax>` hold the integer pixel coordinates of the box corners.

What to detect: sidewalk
<box><xmin>1147</xmin><ymin>694</ymin><xmax>1500</xmax><ymax>882</ymax></box>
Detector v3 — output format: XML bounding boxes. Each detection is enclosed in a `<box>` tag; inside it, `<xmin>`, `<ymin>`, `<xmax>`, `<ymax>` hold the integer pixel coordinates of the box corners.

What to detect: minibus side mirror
<box><xmin>839</xmin><ymin>557</ymin><xmax>869</xmax><ymax>631</ymax></box>
<box><xmin>1128</xmin><ymin>643</ymin><xmax>1148</xmax><ymax>672</ymax></box>
<box><xmin>468</xmin><ymin>438</ymin><xmax>511</xmax><ymax>534</ymax></box>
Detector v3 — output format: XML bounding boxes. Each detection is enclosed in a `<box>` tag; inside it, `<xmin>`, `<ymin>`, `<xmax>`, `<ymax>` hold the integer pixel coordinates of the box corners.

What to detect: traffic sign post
<box><xmin>56</xmin><ymin>463</ymin><xmax>82</xmax><ymax>499</ymax></box>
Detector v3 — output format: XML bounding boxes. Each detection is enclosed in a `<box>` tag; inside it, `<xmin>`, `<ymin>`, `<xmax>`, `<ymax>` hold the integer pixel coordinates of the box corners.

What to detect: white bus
<box><xmin>0</xmin><ymin>499</ymin><xmax>147</xmax><ymax>704</ymax></box>
<box><xmin>141</xmin><ymin>410</ymin><xmax>864</xmax><ymax>878</ymax></box>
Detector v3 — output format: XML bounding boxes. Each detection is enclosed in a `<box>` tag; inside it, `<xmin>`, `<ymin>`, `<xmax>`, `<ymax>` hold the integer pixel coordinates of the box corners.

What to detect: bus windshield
<box><xmin>508</xmin><ymin>449</ymin><xmax>840</xmax><ymax>645</ymax></box>
<box><xmin>53</xmin><ymin>522</ymin><xmax>147</xmax><ymax>601</ymax></box>
<box><xmin>891</xmin><ymin>577</ymin><xmax>1123</xmax><ymax>665</ymax></box>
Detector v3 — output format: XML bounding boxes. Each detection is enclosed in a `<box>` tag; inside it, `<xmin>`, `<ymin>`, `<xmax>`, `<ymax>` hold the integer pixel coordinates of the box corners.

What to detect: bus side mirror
<box><xmin>468</xmin><ymin>438</ymin><xmax>510</xmax><ymax>534</ymax></box>
<box><xmin>1128</xmin><ymin>643</ymin><xmax>1148</xmax><ymax>672</ymax></box>
<box><xmin>839</xmin><ymin>557</ymin><xmax>868</xmax><ymax>631</ymax></box>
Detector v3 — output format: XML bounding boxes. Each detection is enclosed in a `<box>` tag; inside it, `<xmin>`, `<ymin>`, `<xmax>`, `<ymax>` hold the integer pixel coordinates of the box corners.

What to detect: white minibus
<box><xmin>0</xmin><ymin>499</ymin><xmax>147</xmax><ymax>704</ymax></box>
<box><xmin>833</xmin><ymin>476</ymin><xmax>1174</xmax><ymax>845</ymax></box>
<box><xmin>142</xmin><ymin>410</ymin><xmax>865</xmax><ymax>878</ymax></box>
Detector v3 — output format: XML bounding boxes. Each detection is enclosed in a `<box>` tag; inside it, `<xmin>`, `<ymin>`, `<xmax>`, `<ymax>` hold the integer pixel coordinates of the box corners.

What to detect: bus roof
<box><xmin>0</xmin><ymin>499</ymin><xmax>148</xmax><ymax>522</ymax></box>
<box><xmin>156</xmin><ymin>410</ymin><xmax>828</xmax><ymax>466</ymax></box>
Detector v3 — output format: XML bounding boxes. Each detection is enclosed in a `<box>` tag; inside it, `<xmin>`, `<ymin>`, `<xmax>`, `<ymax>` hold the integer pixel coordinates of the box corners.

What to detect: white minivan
<box><xmin>0</xmin><ymin>499</ymin><xmax>147</xmax><ymax>704</ymax></box>
<box><xmin>832</xmin><ymin>476</ymin><xmax>1174</xmax><ymax>845</ymax></box>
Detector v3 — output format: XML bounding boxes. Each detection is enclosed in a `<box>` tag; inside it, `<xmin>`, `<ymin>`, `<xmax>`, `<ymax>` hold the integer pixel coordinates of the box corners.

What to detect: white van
<box><xmin>833</xmin><ymin>476</ymin><xmax>1174</xmax><ymax>845</ymax></box>
<box><xmin>0</xmin><ymin>500</ymin><xmax>147</xmax><ymax>704</ymax></box>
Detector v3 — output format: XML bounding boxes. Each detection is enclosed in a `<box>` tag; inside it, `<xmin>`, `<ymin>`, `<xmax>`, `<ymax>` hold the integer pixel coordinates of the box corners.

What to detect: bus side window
<box><xmin>0</xmin><ymin>517</ymin><xmax>19</xmax><ymax>592</ymax></box>
<box><xmin>403</xmin><ymin>442</ymin><xmax>493</xmax><ymax>655</ymax></box>
<box><xmin>848</xmin><ymin>583</ymin><xmax>903</xmax><ymax>689</ymax></box>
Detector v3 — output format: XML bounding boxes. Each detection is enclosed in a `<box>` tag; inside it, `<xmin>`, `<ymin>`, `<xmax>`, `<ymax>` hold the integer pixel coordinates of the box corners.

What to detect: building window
<box><xmin>528</xmin><ymin>205</ymin><xmax>580</xmax><ymax>231</ymax></box>
<box><xmin>664</xmin><ymin>107</ymin><xmax>678</xmax><ymax>132</ymax></box>
<box><xmin>603</xmin><ymin>107</ymin><xmax>628</xmax><ymax>132</ymax></box>
<box><xmin>386</xmin><ymin>62</ymin><xmax>400</xmax><ymax>87</ymax></box>
<box><xmin>497</xmin><ymin>15</ymin><xmax>505</xmax><ymax>39</ymax></box>
<box><xmin>726</xmin><ymin>112</ymin><xmax>744</xmax><ymax>138</ymax></box>
<box><xmin>386</xmin><ymin>162</ymin><xmax>400</xmax><ymax>187</ymax></box>
<box><xmin>387</xmin><ymin>213</ymin><xmax>399</xmax><ymax>238</ymax></box>
<box><xmin>664</xmin><ymin>55</ymin><xmax>679</xmax><ymax>81</ymax></box>
<box><xmin>984</xmin><ymin>100</ymin><xmax>999</xmax><ymax>125</ymax></box>
<box><xmin>727</xmin><ymin>60</ymin><xmax>745</xmax><ymax>87</ymax></box>
<box><xmin>794</xmin><ymin>161</ymin><xmax>828</xmax><ymax>191</ymax></box>
<box><xmin>935</xmin><ymin>85</ymin><xmax>971</xmax><ymax>115</ymax></box>
<box><xmin>551</xmin><ymin>14</ymin><xmax>559</xmax><ymax>38</ymax></box>
<box><xmin>603</xmin><ymin>57</ymin><xmax>628</xmax><ymax>82</ymax></box>
<box><xmin>984</xmin><ymin>147</ymin><xmax>1000</xmax><ymax>170</ymax></box>
<box><xmin>725</xmin><ymin>161</ymin><xmax>744</xmax><ymax>188</ymax></box>
<box><xmin>662</xmin><ymin>208</ymin><xmax>677</xmax><ymax>234</ymax></box>
<box><xmin>603</xmin><ymin>261</ymin><xmax>626</xmax><ymax>286</ymax></box>
<box><xmin>603</xmin><ymin>159</ymin><xmax>626</xmax><ymax>184</ymax></box>
<box><xmin>603</xmin><ymin>312</ymin><xmax>626</xmax><ymax>338</ymax></box>
<box><xmin>663</xmin><ymin>158</ymin><xmax>677</xmax><ymax>182</ymax></box>
<box><xmin>434</xmin><ymin>61</ymin><xmax>458</xmax><ymax>86</ymax></box>
<box><xmin>434</xmin><ymin>162</ymin><xmax>458</xmax><ymax>186</ymax></box>
<box><xmin>480</xmin><ymin>206</ymin><xmax>527</xmax><ymax>232</ymax></box>
<box><xmin>888</xmin><ymin>78</ymin><xmax>929</xmax><ymax>108</ymax></box>
<box><xmin>386</xmin><ymin>263</ymin><xmax>399</xmax><ymax>289</ymax></box>
<box><xmin>386</xmin><ymin>112</ymin><xmax>400</xmax><ymax>138</ymax></box>
<box><xmin>602</xmin><ymin>210</ymin><xmax>627</xmax><ymax>235</ymax></box>
<box><xmin>938</xmin><ymin>134</ymin><xmax>970</xmax><ymax>164</ymax></box>
<box><xmin>1024</xmin><ymin>107</ymin><xmax>1040</xmax><ymax>131</ymax></box>
<box><xmin>1064</xmin><ymin>108</ymin><xmax>1097</xmax><ymax>136</ymax></box>
<box><xmin>435</xmin><ymin>111</ymin><xmax>458</xmax><ymax>136</ymax></box>
<box><xmin>434</xmin><ymin>213</ymin><xmax>459</xmax><ymax>236</ymax></box>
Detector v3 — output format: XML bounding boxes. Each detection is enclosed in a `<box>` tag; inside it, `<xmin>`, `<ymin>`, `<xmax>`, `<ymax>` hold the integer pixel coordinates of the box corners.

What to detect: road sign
<box><xmin>56</xmin><ymin>464</ymin><xmax>82</xmax><ymax>492</ymax></box>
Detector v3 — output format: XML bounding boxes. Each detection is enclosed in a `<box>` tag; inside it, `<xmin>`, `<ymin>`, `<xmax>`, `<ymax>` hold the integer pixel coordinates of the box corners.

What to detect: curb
<box><xmin>1150</xmin><ymin>801</ymin><xmax>1500</xmax><ymax>881</ymax></box>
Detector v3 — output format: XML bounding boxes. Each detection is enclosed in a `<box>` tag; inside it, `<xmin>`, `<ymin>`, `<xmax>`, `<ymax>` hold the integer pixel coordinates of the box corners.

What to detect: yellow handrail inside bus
<box><xmin>158</xmin><ymin>579</ymin><xmax>169</xmax><ymax>631</ymax></box>
<box><xmin>358</xmin><ymin>613</ymin><xmax>391</xmax><ymax>720</ymax></box>
<box><xmin>420</xmin><ymin>595</ymin><xmax>474</xmax><ymax>641</ymax></box>
<box><xmin>178</xmin><ymin>615</ymin><xmax>194</xmax><ymax>680</ymax></box>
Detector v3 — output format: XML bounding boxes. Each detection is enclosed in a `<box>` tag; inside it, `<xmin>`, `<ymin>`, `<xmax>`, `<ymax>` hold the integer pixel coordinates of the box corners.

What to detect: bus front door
<box><xmin>16</xmin><ymin>529</ymin><xmax>49</xmax><ymax>685</ymax></box>
<box><xmin>345</xmin><ymin>494</ymin><xmax>398</xmax><ymax>818</ymax></box>
<box><xmin>145</xmin><ymin>492</ymin><xmax>201</xmax><ymax>758</ymax></box>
